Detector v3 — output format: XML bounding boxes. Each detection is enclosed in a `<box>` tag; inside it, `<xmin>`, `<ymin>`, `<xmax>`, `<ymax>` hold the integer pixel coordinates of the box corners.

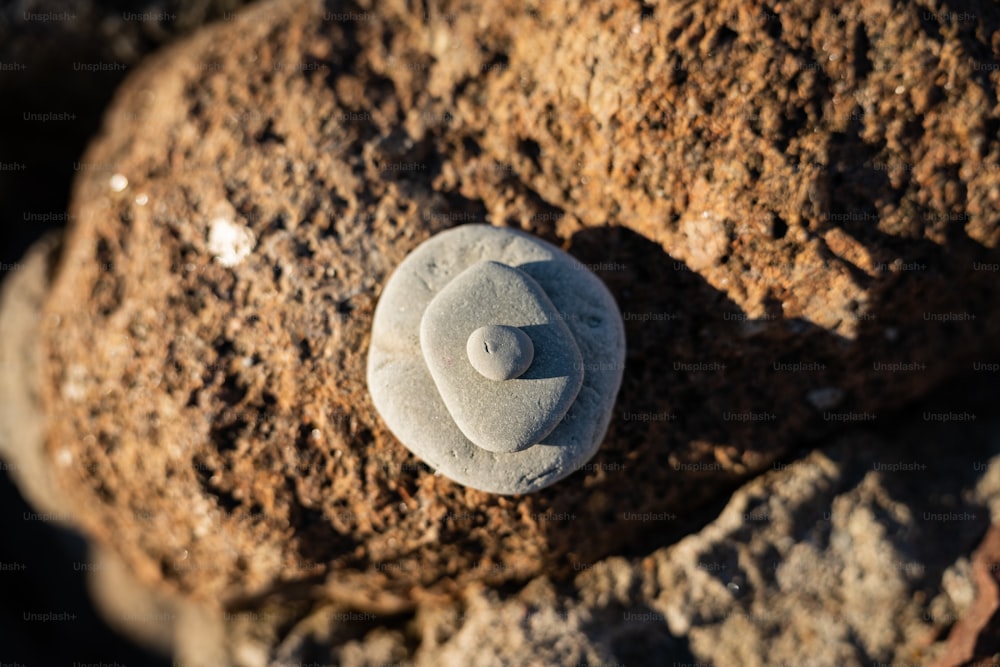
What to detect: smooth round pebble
<box><xmin>467</xmin><ymin>325</ymin><xmax>534</xmax><ymax>381</ymax></box>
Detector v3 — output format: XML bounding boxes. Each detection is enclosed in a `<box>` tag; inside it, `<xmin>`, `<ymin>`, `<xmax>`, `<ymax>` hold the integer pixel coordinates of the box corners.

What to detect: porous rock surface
<box><xmin>0</xmin><ymin>0</ymin><xmax>258</xmax><ymax>271</ymax></box>
<box><xmin>6</xmin><ymin>232</ymin><xmax>1000</xmax><ymax>665</ymax></box>
<box><xmin>38</xmin><ymin>0</ymin><xmax>1000</xmax><ymax>618</ymax></box>
<box><xmin>185</xmin><ymin>395</ymin><xmax>1000</xmax><ymax>666</ymax></box>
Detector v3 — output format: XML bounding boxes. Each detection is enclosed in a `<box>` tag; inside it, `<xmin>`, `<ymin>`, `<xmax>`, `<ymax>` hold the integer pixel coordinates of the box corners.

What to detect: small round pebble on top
<box><xmin>467</xmin><ymin>324</ymin><xmax>534</xmax><ymax>381</ymax></box>
<box><xmin>367</xmin><ymin>224</ymin><xmax>626</xmax><ymax>495</ymax></box>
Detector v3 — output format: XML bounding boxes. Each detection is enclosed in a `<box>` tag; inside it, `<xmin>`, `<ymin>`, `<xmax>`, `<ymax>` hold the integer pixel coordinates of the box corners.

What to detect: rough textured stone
<box><xmin>6</xmin><ymin>0</ymin><xmax>1000</xmax><ymax>662</ymax></box>
<box><xmin>0</xmin><ymin>0</ymin><xmax>257</xmax><ymax>273</ymax></box>
<box><xmin>178</xmin><ymin>382</ymin><xmax>1000</xmax><ymax>666</ymax></box>
<box><xmin>26</xmin><ymin>0</ymin><xmax>1000</xmax><ymax>626</ymax></box>
<box><xmin>0</xmin><ymin>236</ymin><xmax>174</xmax><ymax>665</ymax></box>
<box><xmin>0</xmin><ymin>233</ymin><xmax>72</xmax><ymax>522</ymax></box>
<box><xmin>5</xmin><ymin>220</ymin><xmax>1000</xmax><ymax>667</ymax></box>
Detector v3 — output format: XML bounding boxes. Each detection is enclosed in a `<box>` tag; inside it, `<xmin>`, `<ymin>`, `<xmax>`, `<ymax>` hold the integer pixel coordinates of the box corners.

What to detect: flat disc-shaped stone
<box><xmin>367</xmin><ymin>224</ymin><xmax>626</xmax><ymax>494</ymax></box>
<box><xmin>420</xmin><ymin>261</ymin><xmax>583</xmax><ymax>454</ymax></box>
<box><xmin>467</xmin><ymin>325</ymin><xmax>534</xmax><ymax>381</ymax></box>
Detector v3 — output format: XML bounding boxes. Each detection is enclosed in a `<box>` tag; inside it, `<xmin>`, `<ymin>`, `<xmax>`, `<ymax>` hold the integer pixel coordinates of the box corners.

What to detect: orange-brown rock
<box><xmin>39</xmin><ymin>0</ymin><xmax>1000</xmax><ymax>614</ymax></box>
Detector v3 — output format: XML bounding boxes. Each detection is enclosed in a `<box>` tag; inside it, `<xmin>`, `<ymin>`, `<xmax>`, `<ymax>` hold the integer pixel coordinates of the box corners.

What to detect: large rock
<box><xmin>0</xmin><ymin>234</ymin><xmax>66</xmax><ymax>519</ymax></box>
<box><xmin>184</xmin><ymin>385</ymin><xmax>1000</xmax><ymax>666</ymax></box>
<box><xmin>33</xmin><ymin>0</ymin><xmax>1000</xmax><ymax>619</ymax></box>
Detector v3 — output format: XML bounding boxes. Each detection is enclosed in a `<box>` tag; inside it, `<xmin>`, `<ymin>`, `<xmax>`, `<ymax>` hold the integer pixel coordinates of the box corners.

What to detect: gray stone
<box><xmin>466</xmin><ymin>324</ymin><xmax>535</xmax><ymax>382</ymax></box>
<box><xmin>367</xmin><ymin>224</ymin><xmax>626</xmax><ymax>494</ymax></box>
<box><xmin>421</xmin><ymin>260</ymin><xmax>583</xmax><ymax>454</ymax></box>
<box><xmin>0</xmin><ymin>233</ymin><xmax>73</xmax><ymax>522</ymax></box>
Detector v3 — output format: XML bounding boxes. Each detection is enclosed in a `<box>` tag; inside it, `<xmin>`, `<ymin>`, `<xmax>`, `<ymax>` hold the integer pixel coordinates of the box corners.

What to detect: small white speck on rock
<box><xmin>109</xmin><ymin>173</ymin><xmax>128</xmax><ymax>192</ymax></box>
<box><xmin>207</xmin><ymin>217</ymin><xmax>256</xmax><ymax>267</ymax></box>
